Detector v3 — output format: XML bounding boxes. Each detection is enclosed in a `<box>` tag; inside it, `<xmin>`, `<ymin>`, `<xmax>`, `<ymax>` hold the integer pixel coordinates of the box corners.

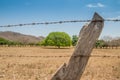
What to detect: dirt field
<box><xmin>0</xmin><ymin>47</ymin><xmax>120</xmax><ymax>80</ymax></box>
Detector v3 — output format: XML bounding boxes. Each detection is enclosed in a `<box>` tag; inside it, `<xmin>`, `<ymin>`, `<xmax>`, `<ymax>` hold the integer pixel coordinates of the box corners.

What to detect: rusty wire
<box><xmin>0</xmin><ymin>19</ymin><xmax>120</xmax><ymax>27</ymax></box>
<box><xmin>0</xmin><ymin>54</ymin><xmax>120</xmax><ymax>58</ymax></box>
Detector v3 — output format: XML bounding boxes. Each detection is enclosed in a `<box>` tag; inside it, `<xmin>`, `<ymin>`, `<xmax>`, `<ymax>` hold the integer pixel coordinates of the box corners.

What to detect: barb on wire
<box><xmin>0</xmin><ymin>19</ymin><xmax>120</xmax><ymax>27</ymax></box>
<box><xmin>105</xmin><ymin>19</ymin><xmax>120</xmax><ymax>22</ymax></box>
<box><xmin>0</xmin><ymin>54</ymin><xmax>120</xmax><ymax>58</ymax></box>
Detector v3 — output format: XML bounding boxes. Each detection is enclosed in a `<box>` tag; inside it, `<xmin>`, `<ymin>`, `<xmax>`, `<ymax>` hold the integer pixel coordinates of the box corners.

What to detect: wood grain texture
<box><xmin>51</xmin><ymin>12</ymin><xmax>104</xmax><ymax>80</ymax></box>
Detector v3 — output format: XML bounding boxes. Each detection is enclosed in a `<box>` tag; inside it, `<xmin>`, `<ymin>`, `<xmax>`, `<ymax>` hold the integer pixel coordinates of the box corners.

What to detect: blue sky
<box><xmin>0</xmin><ymin>0</ymin><xmax>120</xmax><ymax>38</ymax></box>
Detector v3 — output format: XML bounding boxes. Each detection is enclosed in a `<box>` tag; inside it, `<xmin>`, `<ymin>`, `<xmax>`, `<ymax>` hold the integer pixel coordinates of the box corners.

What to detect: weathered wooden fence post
<box><xmin>51</xmin><ymin>12</ymin><xmax>104</xmax><ymax>80</ymax></box>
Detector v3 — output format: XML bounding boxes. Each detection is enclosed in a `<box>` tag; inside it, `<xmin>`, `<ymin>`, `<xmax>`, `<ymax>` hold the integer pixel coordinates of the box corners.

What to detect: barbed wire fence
<box><xmin>0</xmin><ymin>19</ymin><xmax>120</xmax><ymax>27</ymax></box>
<box><xmin>0</xmin><ymin>18</ymin><xmax>120</xmax><ymax>80</ymax></box>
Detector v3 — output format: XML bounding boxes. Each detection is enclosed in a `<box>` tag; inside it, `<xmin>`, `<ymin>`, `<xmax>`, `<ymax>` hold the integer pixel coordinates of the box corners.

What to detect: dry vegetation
<box><xmin>0</xmin><ymin>47</ymin><xmax>120</xmax><ymax>80</ymax></box>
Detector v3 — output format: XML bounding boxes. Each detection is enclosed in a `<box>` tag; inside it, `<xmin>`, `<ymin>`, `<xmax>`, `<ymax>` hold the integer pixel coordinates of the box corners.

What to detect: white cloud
<box><xmin>97</xmin><ymin>3</ymin><xmax>105</xmax><ymax>7</ymax></box>
<box><xmin>86</xmin><ymin>3</ymin><xmax>105</xmax><ymax>8</ymax></box>
<box><xmin>87</xmin><ymin>4</ymin><xmax>97</xmax><ymax>8</ymax></box>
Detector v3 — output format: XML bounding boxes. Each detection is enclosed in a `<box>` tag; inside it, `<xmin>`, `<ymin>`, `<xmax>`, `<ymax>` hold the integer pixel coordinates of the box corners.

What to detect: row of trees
<box><xmin>0</xmin><ymin>37</ymin><xmax>21</xmax><ymax>46</ymax></box>
<box><xmin>95</xmin><ymin>39</ymin><xmax>120</xmax><ymax>49</ymax></box>
<box><xmin>0</xmin><ymin>37</ymin><xmax>39</xmax><ymax>46</ymax></box>
<box><xmin>0</xmin><ymin>32</ymin><xmax>120</xmax><ymax>49</ymax></box>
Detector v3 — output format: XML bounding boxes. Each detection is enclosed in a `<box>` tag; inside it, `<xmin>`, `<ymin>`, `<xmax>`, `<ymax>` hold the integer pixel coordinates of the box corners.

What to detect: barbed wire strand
<box><xmin>0</xmin><ymin>19</ymin><xmax>120</xmax><ymax>27</ymax></box>
<box><xmin>0</xmin><ymin>54</ymin><xmax>120</xmax><ymax>58</ymax></box>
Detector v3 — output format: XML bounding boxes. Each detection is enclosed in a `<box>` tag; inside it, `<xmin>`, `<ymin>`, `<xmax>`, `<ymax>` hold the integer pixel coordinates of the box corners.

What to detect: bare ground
<box><xmin>0</xmin><ymin>47</ymin><xmax>120</xmax><ymax>80</ymax></box>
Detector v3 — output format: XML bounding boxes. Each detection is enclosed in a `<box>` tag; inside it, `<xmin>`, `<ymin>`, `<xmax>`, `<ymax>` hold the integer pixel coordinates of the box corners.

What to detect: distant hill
<box><xmin>0</xmin><ymin>31</ymin><xmax>45</xmax><ymax>44</ymax></box>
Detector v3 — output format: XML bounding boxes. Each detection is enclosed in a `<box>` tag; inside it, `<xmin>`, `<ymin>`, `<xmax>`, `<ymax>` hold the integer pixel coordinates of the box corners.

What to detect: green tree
<box><xmin>95</xmin><ymin>40</ymin><xmax>105</xmax><ymax>48</ymax></box>
<box><xmin>72</xmin><ymin>35</ymin><xmax>78</xmax><ymax>46</ymax></box>
<box><xmin>43</xmin><ymin>32</ymin><xmax>72</xmax><ymax>48</ymax></box>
